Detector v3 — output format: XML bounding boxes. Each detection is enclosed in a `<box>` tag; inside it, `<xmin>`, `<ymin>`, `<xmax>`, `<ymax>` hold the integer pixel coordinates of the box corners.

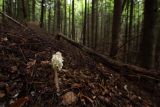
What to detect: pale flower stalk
<box><xmin>51</xmin><ymin>51</ymin><xmax>64</xmax><ymax>93</ymax></box>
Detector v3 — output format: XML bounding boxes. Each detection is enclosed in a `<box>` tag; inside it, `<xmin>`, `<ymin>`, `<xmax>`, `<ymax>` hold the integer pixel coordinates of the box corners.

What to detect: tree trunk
<box><xmin>123</xmin><ymin>0</ymin><xmax>129</xmax><ymax>63</ymax></box>
<box><xmin>91</xmin><ymin>0</ymin><xmax>96</xmax><ymax>48</ymax></box>
<box><xmin>154</xmin><ymin>0</ymin><xmax>160</xmax><ymax>70</ymax></box>
<box><xmin>6</xmin><ymin>0</ymin><xmax>12</xmax><ymax>16</ymax></box>
<box><xmin>110</xmin><ymin>0</ymin><xmax>122</xmax><ymax>59</ymax></box>
<box><xmin>87</xmin><ymin>0</ymin><xmax>90</xmax><ymax>47</ymax></box>
<box><xmin>138</xmin><ymin>0</ymin><xmax>157</xmax><ymax>69</ymax></box>
<box><xmin>128</xmin><ymin>0</ymin><xmax>134</xmax><ymax>63</ymax></box>
<box><xmin>26</xmin><ymin>0</ymin><xmax>30</xmax><ymax>20</ymax></box>
<box><xmin>64</xmin><ymin>0</ymin><xmax>67</xmax><ymax>35</ymax></box>
<box><xmin>48</xmin><ymin>5</ymin><xmax>51</xmax><ymax>32</ymax></box>
<box><xmin>68</xmin><ymin>2</ymin><xmax>71</xmax><ymax>38</ymax></box>
<box><xmin>72</xmin><ymin>0</ymin><xmax>75</xmax><ymax>40</ymax></box>
<box><xmin>40</xmin><ymin>0</ymin><xmax>45</xmax><ymax>28</ymax></box>
<box><xmin>2</xmin><ymin>0</ymin><xmax>5</xmax><ymax>22</ymax></box>
<box><xmin>57</xmin><ymin>0</ymin><xmax>61</xmax><ymax>32</ymax></box>
<box><xmin>94</xmin><ymin>0</ymin><xmax>98</xmax><ymax>49</ymax></box>
<box><xmin>22</xmin><ymin>0</ymin><xmax>27</xmax><ymax>19</ymax></box>
<box><xmin>32</xmin><ymin>0</ymin><xmax>35</xmax><ymax>21</ymax></box>
<box><xmin>82</xmin><ymin>0</ymin><xmax>87</xmax><ymax>45</ymax></box>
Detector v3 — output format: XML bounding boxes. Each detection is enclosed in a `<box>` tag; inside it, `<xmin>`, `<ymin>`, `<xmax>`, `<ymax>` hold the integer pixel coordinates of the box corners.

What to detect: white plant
<box><xmin>51</xmin><ymin>51</ymin><xmax>64</xmax><ymax>71</ymax></box>
<box><xmin>1</xmin><ymin>37</ymin><xmax>8</xmax><ymax>42</ymax></box>
<box><xmin>51</xmin><ymin>51</ymin><xmax>64</xmax><ymax>93</ymax></box>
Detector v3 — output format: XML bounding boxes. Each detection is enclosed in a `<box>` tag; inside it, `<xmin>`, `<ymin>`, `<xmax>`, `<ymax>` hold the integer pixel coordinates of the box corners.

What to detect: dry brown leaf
<box><xmin>0</xmin><ymin>91</ymin><xmax>5</xmax><ymax>98</ymax></box>
<box><xmin>11</xmin><ymin>66</ymin><xmax>18</xmax><ymax>73</ymax></box>
<box><xmin>98</xmin><ymin>95</ymin><xmax>110</xmax><ymax>103</ymax></box>
<box><xmin>41</xmin><ymin>60</ymin><xmax>50</xmax><ymax>65</ymax></box>
<box><xmin>79</xmin><ymin>93</ymin><xmax>94</xmax><ymax>103</ymax></box>
<box><xmin>27</xmin><ymin>59</ymin><xmax>36</xmax><ymax>69</ymax></box>
<box><xmin>9</xmin><ymin>96</ymin><xmax>29</xmax><ymax>107</ymax></box>
<box><xmin>71</xmin><ymin>83</ymin><xmax>82</xmax><ymax>89</ymax></box>
<box><xmin>62</xmin><ymin>91</ymin><xmax>77</xmax><ymax>105</ymax></box>
<box><xmin>10</xmin><ymin>43</ymin><xmax>17</xmax><ymax>46</ymax></box>
<box><xmin>5</xmin><ymin>84</ymin><xmax>10</xmax><ymax>93</ymax></box>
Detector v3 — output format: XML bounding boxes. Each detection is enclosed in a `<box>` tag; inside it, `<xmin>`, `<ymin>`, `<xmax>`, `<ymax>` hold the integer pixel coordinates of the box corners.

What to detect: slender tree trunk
<box><xmin>26</xmin><ymin>0</ymin><xmax>30</xmax><ymax>20</ymax></box>
<box><xmin>7</xmin><ymin>0</ymin><xmax>12</xmax><ymax>16</ymax></box>
<box><xmin>155</xmin><ymin>1</ymin><xmax>160</xmax><ymax>70</ymax></box>
<box><xmin>40</xmin><ymin>0</ymin><xmax>45</xmax><ymax>28</ymax></box>
<box><xmin>72</xmin><ymin>0</ymin><xmax>75</xmax><ymax>40</ymax></box>
<box><xmin>17</xmin><ymin>0</ymin><xmax>21</xmax><ymax>18</ymax></box>
<box><xmin>2</xmin><ymin>0</ymin><xmax>5</xmax><ymax>22</ymax></box>
<box><xmin>103</xmin><ymin>0</ymin><xmax>108</xmax><ymax>52</ymax></box>
<box><xmin>13</xmin><ymin>0</ymin><xmax>17</xmax><ymax>17</ymax></box>
<box><xmin>91</xmin><ymin>0</ymin><xmax>95</xmax><ymax>48</ymax></box>
<box><xmin>127</xmin><ymin>0</ymin><xmax>134</xmax><ymax>62</ymax></box>
<box><xmin>110</xmin><ymin>0</ymin><xmax>122</xmax><ymax>59</ymax></box>
<box><xmin>68</xmin><ymin>2</ymin><xmax>71</xmax><ymax>38</ymax></box>
<box><xmin>100</xmin><ymin>1</ymin><xmax>104</xmax><ymax>51</ymax></box>
<box><xmin>87</xmin><ymin>0</ymin><xmax>90</xmax><ymax>47</ymax></box>
<box><xmin>32</xmin><ymin>0</ymin><xmax>35</xmax><ymax>21</ymax></box>
<box><xmin>48</xmin><ymin>6</ymin><xmax>51</xmax><ymax>32</ymax></box>
<box><xmin>135</xmin><ymin>1</ymin><xmax>140</xmax><ymax>63</ymax></box>
<box><xmin>123</xmin><ymin>0</ymin><xmax>129</xmax><ymax>62</ymax></box>
<box><xmin>95</xmin><ymin>0</ymin><xmax>98</xmax><ymax>49</ymax></box>
<box><xmin>83</xmin><ymin>0</ymin><xmax>87</xmax><ymax>45</ymax></box>
<box><xmin>64</xmin><ymin>0</ymin><xmax>67</xmax><ymax>35</ymax></box>
<box><xmin>155</xmin><ymin>30</ymin><xmax>160</xmax><ymax>70</ymax></box>
<box><xmin>22</xmin><ymin>0</ymin><xmax>27</xmax><ymax>19</ymax></box>
<box><xmin>138</xmin><ymin>0</ymin><xmax>157</xmax><ymax>69</ymax></box>
<box><xmin>53</xmin><ymin>0</ymin><xmax>57</xmax><ymax>33</ymax></box>
<box><xmin>57</xmin><ymin>0</ymin><xmax>61</xmax><ymax>32</ymax></box>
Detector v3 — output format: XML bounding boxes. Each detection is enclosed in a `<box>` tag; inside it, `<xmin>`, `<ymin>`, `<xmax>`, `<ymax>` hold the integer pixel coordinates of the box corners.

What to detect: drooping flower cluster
<box><xmin>51</xmin><ymin>51</ymin><xmax>64</xmax><ymax>71</ymax></box>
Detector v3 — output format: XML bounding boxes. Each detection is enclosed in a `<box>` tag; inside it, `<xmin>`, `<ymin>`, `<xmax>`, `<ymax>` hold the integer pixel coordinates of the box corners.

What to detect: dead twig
<box><xmin>18</xmin><ymin>45</ymin><xmax>28</xmax><ymax>62</ymax></box>
<box><xmin>79</xmin><ymin>92</ymin><xmax>94</xmax><ymax>104</ymax></box>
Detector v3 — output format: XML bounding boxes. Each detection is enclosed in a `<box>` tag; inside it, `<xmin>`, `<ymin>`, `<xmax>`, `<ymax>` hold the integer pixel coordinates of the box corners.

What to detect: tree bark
<box><xmin>127</xmin><ymin>0</ymin><xmax>134</xmax><ymax>62</ymax></box>
<box><xmin>123</xmin><ymin>0</ymin><xmax>129</xmax><ymax>63</ymax></box>
<box><xmin>64</xmin><ymin>0</ymin><xmax>67</xmax><ymax>35</ymax></box>
<box><xmin>48</xmin><ymin>4</ymin><xmax>51</xmax><ymax>32</ymax></box>
<box><xmin>68</xmin><ymin>1</ymin><xmax>71</xmax><ymax>38</ymax></box>
<box><xmin>32</xmin><ymin>0</ymin><xmax>36</xmax><ymax>21</ymax></box>
<box><xmin>57</xmin><ymin>0</ymin><xmax>61</xmax><ymax>32</ymax></box>
<box><xmin>138</xmin><ymin>0</ymin><xmax>157</xmax><ymax>69</ymax></box>
<box><xmin>72</xmin><ymin>0</ymin><xmax>75</xmax><ymax>40</ymax></box>
<box><xmin>22</xmin><ymin>0</ymin><xmax>27</xmax><ymax>19</ymax></box>
<box><xmin>110</xmin><ymin>0</ymin><xmax>122</xmax><ymax>59</ymax></box>
<box><xmin>83</xmin><ymin>0</ymin><xmax>87</xmax><ymax>45</ymax></box>
<box><xmin>40</xmin><ymin>0</ymin><xmax>45</xmax><ymax>28</ymax></box>
<box><xmin>91</xmin><ymin>0</ymin><xmax>95</xmax><ymax>47</ymax></box>
<box><xmin>94</xmin><ymin>0</ymin><xmax>98</xmax><ymax>49</ymax></box>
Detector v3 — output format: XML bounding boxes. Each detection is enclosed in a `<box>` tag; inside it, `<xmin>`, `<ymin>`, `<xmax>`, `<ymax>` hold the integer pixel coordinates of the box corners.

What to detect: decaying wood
<box><xmin>0</xmin><ymin>12</ymin><xmax>27</xmax><ymax>28</ymax></box>
<box><xmin>56</xmin><ymin>33</ymin><xmax>160</xmax><ymax>81</ymax></box>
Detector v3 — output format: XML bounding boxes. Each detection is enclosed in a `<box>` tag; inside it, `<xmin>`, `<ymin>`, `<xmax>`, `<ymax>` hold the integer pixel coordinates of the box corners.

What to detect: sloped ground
<box><xmin>0</xmin><ymin>22</ymin><xmax>154</xmax><ymax>107</ymax></box>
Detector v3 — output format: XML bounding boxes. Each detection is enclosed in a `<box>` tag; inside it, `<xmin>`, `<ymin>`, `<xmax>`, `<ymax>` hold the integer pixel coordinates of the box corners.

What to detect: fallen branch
<box><xmin>0</xmin><ymin>11</ymin><xmax>27</xmax><ymax>28</ymax></box>
<box><xmin>56</xmin><ymin>33</ymin><xmax>160</xmax><ymax>81</ymax></box>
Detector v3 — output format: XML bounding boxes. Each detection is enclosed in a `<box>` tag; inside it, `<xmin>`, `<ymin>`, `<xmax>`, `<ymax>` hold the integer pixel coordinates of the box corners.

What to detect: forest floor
<box><xmin>0</xmin><ymin>21</ymin><xmax>159</xmax><ymax>107</ymax></box>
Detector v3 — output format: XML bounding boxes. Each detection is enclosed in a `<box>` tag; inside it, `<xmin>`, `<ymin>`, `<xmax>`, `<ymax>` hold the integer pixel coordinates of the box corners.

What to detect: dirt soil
<box><xmin>0</xmin><ymin>22</ymin><xmax>156</xmax><ymax>107</ymax></box>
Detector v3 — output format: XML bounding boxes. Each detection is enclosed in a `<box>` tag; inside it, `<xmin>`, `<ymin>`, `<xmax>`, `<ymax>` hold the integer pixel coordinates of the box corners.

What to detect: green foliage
<box><xmin>0</xmin><ymin>0</ymin><xmax>2</xmax><ymax>11</ymax></box>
